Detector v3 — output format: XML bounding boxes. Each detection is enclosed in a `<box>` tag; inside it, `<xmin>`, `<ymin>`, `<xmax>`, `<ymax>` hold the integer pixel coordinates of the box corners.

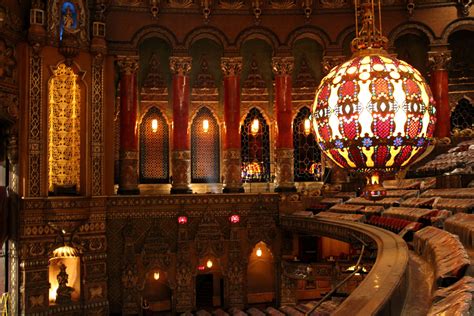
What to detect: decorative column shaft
<box><xmin>117</xmin><ymin>56</ymin><xmax>140</xmax><ymax>195</ymax></box>
<box><xmin>170</xmin><ymin>57</ymin><xmax>192</xmax><ymax>194</ymax></box>
<box><xmin>428</xmin><ymin>50</ymin><xmax>451</xmax><ymax>138</ymax></box>
<box><xmin>273</xmin><ymin>57</ymin><xmax>296</xmax><ymax>192</ymax></box>
<box><xmin>221</xmin><ymin>57</ymin><xmax>244</xmax><ymax>193</ymax></box>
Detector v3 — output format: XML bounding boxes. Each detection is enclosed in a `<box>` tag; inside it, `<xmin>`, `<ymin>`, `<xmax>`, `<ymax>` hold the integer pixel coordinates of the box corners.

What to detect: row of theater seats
<box><xmin>314</xmin><ymin>185</ymin><xmax>474</xmax><ymax>315</ymax></box>
<box><xmin>181</xmin><ymin>300</ymin><xmax>339</xmax><ymax>316</ymax></box>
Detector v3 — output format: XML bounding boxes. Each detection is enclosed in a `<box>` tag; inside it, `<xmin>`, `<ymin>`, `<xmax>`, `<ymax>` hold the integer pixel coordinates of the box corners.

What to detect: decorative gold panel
<box><xmin>48</xmin><ymin>64</ymin><xmax>81</xmax><ymax>192</ymax></box>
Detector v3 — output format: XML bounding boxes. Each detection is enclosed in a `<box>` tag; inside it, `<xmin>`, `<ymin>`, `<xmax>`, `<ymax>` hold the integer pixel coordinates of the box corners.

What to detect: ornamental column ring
<box><xmin>221</xmin><ymin>57</ymin><xmax>243</xmax><ymax>76</ymax></box>
<box><xmin>170</xmin><ymin>57</ymin><xmax>192</xmax><ymax>76</ymax></box>
<box><xmin>117</xmin><ymin>56</ymin><xmax>139</xmax><ymax>74</ymax></box>
<box><xmin>272</xmin><ymin>57</ymin><xmax>294</xmax><ymax>76</ymax></box>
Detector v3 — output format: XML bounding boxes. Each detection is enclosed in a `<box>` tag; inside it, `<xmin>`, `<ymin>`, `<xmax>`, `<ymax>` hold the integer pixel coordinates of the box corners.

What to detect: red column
<box><xmin>429</xmin><ymin>51</ymin><xmax>451</xmax><ymax>138</ymax></box>
<box><xmin>117</xmin><ymin>56</ymin><xmax>140</xmax><ymax>195</ymax></box>
<box><xmin>221</xmin><ymin>57</ymin><xmax>244</xmax><ymax>193</ymax></box>
<box><xmin>273</xmin><ymin>57</ymin><xmax>296</xmax><ymax>192</ymax></box>
<box><xmin>170</xmin><ymin>56</ymin><xmax>192</xmax><ymax>194</ymax></box>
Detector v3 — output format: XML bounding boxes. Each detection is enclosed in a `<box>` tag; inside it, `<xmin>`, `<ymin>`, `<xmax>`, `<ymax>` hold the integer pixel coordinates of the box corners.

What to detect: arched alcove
<box><xmin>448</xmin><ymin>30</ymin><xmax>474</xmax><ymax>79</ymax></box>
<box><xmin>247</xmin><ymin>241</ymin><xmax>275</xmax><ymax>304</ymax></box>
<box><xmin>240</xmin><ymin>39</ymin><xmax>273</xmax><ymax>92</ymax></box>
<box><xmin>142</xmin><ymin>269</ymin><xmax>172</xmax><ymax>312</ymax></box>
<box><xmin>394</xmin><ymin>33</ymin><xmax>429</xmax><ymax>76</ymax></box>
<box><xmin>138</xmin><ymin>37</ymin><xmax>172</xmax><ymax>90</ymax></box>
<box><xmin>451</xmin><ymin>98</ymin><xmax>474</xmax><ymax>132</ymax></box>
<box><xmin>292</xmin><ymin>38</ymin><xmax>323</xmax><ymax>84</ymax></box>
<box><xmin>189</xmin><ymin>38</ymin><xmax>224</xmax><ymax>91</ymax></box>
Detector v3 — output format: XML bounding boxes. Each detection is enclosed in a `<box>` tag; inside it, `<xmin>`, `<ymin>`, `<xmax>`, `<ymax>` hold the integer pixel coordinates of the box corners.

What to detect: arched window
<box><xmin>48</xmin><ymin>63</ymin><xmax>81</xmax><ymax>194</ymax></box>
<box><xmin>293</xmin><ymin>107</ymin><xmax>321</xmax><ymax>181</ymax></box>
<box><xmin>241</xmin><ymin>108</ymin><xmax>270</xmax><ymax>182</ymax></box>
<box><xmin>191</xmin><ymin>107</ymin><xmax>220</xmax><ymax>183</ymax></box>
<box><xmin>139</xmin><ymin>107</ymin><xmax>170</xmax><ymax>183</ymax></box>
<box><xmin>451</xmin><ymin>98</ymin><xmax>474</xmax><ymax>132</ymax></box>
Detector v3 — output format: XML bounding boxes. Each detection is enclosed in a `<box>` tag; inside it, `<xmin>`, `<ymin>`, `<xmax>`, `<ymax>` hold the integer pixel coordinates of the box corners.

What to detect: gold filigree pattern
<box><xmin>29</xmin><ymin>53</ymin><xmax>42</xmax><ymax>197</ymax></box>
<box><xmin>48</xmin><ymin>64</ymin><xmax>81</xmax><ymax>192</ymax></box>
<box><xmin>92</xmin><ymin>56</ymin><xmax>104</xmax><ymax>195</ymax></box>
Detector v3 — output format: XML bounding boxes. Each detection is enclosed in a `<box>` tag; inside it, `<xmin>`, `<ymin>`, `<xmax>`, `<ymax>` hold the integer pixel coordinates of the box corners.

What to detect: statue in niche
<box><xmin>55</xmin><ymin>262</ymin><xmax>74</xmax><ymax>304</ymax></box>
<box><xmin>60</xmin><ymin>2</ymin><xmax>80</xmax><ymax>38</ymax></box>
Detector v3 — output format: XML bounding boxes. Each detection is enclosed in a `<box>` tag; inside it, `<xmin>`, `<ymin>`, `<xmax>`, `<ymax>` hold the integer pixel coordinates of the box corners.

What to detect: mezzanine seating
<box><xmin>427</xmin><ymin>276</ymin><xmax>474</xmax><ymax>316</ymax></box>
<box><xmin>444</xmin><ymin>213</ymin><xmax>474</xmax><ymax>249</ymax></box>
<box><xmin>413</xmin><ymin>226</ymin><xmax>470</xmax><ymax>287</ymax></box>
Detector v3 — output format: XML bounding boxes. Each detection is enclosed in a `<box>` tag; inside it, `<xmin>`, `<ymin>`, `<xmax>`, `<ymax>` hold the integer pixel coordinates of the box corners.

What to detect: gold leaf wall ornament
<box><xmin>48</xmin><ymin>64</ymin><xmax>81</xmax><ymax>192</ymax></box>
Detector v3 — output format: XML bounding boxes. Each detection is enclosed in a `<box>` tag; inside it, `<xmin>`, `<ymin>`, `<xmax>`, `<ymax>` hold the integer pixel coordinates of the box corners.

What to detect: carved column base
<box><xmin>223</xmin><ymin>149</ymin><xmax>244</xmax><ymax>193</ymax></box>
<box><xmin>118</xmin><ymin>151</ymin><xmax>140</xmax><ymax>195</ymax></box>
<box><xmin>280</xmin><ymin>274</ymin><xmax>297</xmax><ymax>306</ymax></box>
<box><xmin>274</xmin><ymin>148</ymin><xmax>296</xmax><ymax>192</ymax></box>
<box><xmin>171</xmin><ymin>150</ymin><xmax>192</xmax><ymax>194</ymax></box>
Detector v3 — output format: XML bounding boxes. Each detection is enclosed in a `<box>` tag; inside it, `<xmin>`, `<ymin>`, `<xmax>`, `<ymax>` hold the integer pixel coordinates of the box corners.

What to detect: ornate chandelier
<box><xmin>312</xmin><ymin>0</ymin><xmax>436</xmax><ymax>200</ymax></box>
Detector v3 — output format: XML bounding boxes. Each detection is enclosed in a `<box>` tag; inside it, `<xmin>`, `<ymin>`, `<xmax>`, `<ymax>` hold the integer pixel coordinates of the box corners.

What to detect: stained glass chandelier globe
<box><xmin>312</xmin><ymin>0</ymin><xmax>436</xmax><ymax>200</ymax></box>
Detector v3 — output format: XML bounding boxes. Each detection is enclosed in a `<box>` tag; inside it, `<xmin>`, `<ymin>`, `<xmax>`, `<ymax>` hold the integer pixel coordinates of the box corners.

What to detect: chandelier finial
<box><xmin>351</xmin><ymin>0</ymin><xmax>388</xmax><ymax>55</ymax></box>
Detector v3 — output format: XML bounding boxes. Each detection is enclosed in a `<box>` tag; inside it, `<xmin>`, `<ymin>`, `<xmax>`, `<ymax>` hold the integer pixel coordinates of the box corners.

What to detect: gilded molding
<box><xmin>116</xmin><ymin>56</ymin><xmax>139</xmax><ymax>74</ymax></box>
<box><xmin>221</xmin><ymin>57</ymin><xmax>243</xmax><ymax>76</ymax></box>
<box><xmin>272</xmin><ymin>57</ymin><xmax>294</xmax><ymax>76</ymax></box>
<box><xmin>28</xmin><ymin>52</ymin><xmax>43</xmax><ymax>197</ymax></box>
<box><xmin>169</xmin><ymin>56</ymin><xmax>192</xmax><ymax>76</ymax></box>
<box><xmin>428</xmin><ymin>50</ymin><xmax>451</xmax><ymax>71</ymax></box>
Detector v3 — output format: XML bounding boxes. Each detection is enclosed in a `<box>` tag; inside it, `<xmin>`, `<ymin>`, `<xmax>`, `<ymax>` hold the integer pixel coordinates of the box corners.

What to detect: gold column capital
<box><xmin>221</xmin><ymin>57</ymin><xmax>243</xmax><ymax>76</ymax></box>
<box><xmin>272</xmin><ymin>57</ymin><xmax>294</xmax><ymax>76</ymax></box>
<box><xmin>169</xmin><ymin>56</ymin><xmax>192</xmax><ymax>76</ymax></box>
<box><xmin>428</xmin><ymin>50</ymin><xmax>451</xmax><ymax>71</ymax></box>
<box><xmin>117</xmin><ymin>55</ymin><xmax>139</xmax><ymax>74</ymax></box>
<box><xmin>322</xmin><ymin>55</ymin><xmax>346</xmax><ymax>75</ymax></box>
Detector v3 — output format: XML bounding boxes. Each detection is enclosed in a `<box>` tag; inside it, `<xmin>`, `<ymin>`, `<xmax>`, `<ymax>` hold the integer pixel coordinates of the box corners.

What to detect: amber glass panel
<box><xmin>191</xmin><ymin>107</ymin><xmax>220</xmax><ymax>183</ymax></box>
<box><xmin>48</xmin><ymin>64</ymin><xmax>80</xmax><ymax>193</ymax></box>
<box><xmin>139</xmin><ymin>107</ymin><xmax>170</xmax><ymax>183</ymax></box>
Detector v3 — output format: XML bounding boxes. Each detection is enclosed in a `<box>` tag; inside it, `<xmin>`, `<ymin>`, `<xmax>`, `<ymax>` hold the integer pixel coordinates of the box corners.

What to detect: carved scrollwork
<box><xmin>428</xmin><ymin>50</ymin><xmax>452</xmax><ymax>72</ymax></box>
<box><xmin>272</xmin><ymin>57</ymin><xmax>294</xmax><ymax>76</ymax></box>
<box><xmin>169</xmin><ymin>56</ymin><xmax>192</xmax><ymax>76</ymax></box>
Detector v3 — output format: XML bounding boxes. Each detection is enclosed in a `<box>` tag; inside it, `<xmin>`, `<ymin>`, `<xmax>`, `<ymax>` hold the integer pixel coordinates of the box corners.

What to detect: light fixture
<box><xmin>178</xmin><ymin>216</ymin><xmax>188</xmax><ymax>225</ymax></box>
<box><xmin>229</xmin><ymin>214</ymin><xmax>240</xmax><ymax>224</ymax></box>
<box><xmin>312</xmin><ymin>0</ymin><xmax>436</xmax><ymax>201</ymax></box>
<box><xmin>151</xmin><ymin>119</ymin><xmax>158</xmax><ymax>133</ymax></box>
<box><xmin>153</xmin><ymin>272</ymin><xmax>160</xmax><ymax>280</ymax></box>
<box><xmin>0</xmin><ymin>7</ymin><xmax>5</xmax><ymax>25</ymax></box>
<box><xmin>198</xmin><ymin>265</ymin><xmax>205</xmax><ymax>271</ymax></box>
<box><xmin>256</xmin><ymin>247</ymin><xmax>262</xmax><ymax>257</ymax></box>
<box><xmin>251</xmin><ymin>119</ymin><xmax>259</xmax><ymax>136</ymax></box>
<box><xmin>202</xmin><ymin>119</ymin><xmax>209</xmax><ymax>133</ymax></box>
<box><xmin>304</xmin><ymin>118</ymin><xmax>311</xmax><ymax>136</ymax></box>
<box><xmin>50</xmin><ymin>244</ymin><xmax>79</xmax><ymax>260</ymax></box>
<box><xmin>206</xmin><ymin>259</ymin><xmax>213</xmax><ymax>269</ymax></box>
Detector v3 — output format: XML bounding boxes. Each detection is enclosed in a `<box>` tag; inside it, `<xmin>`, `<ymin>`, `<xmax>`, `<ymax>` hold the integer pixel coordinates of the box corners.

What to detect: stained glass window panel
<box><xmin>139</xmin><ymin>107</ymin><xmax>170</xmax><ymax>183</ymax></box>
<box><xmin>191</xmin><ymin>107</ymin><xmax>220</xmax><ymax>183</ymax></box>
<box><xmin>241</xmin><ymin>108</ymin><xmax>270</xmax><ymax>182</ymax></box>
<box><xmin>294</xmin><ymin>106</ymin><xmax>321</xmax><ymax>181</ymax></box>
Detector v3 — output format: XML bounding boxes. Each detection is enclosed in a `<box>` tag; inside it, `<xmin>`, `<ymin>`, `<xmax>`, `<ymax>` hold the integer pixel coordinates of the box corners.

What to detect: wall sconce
<box><xmin>49</xmin><ymin>245</ymin><xmax>81</xmax><ymax>304</ymax></box>
<box><xmin>0</xmin><ymin>6</ymin><xmax>6</xmax><ymax>26</ymax></box>
<box><xmin>178</xmin><ymin>216</ymin><xmax>188</xmax><ymax>224</ymax></box>
<box><xmin>251</xmin><ymin>119</ymin><xmax>259</xmax><ymax>136</ymax></box>
<box><xmin>304</xmin><ymin>118</ymin><xmax>311</xmax><ymax>136</ymax></box>
<box><xmin>202</xmin><ymin>119</ymin><xmax>209</xmax><ymax>133</ymax></box>
<box><xmin>153</xmin><ymin>272</ymin><xmax>160</xmax><ymax>280</ymax></box>
<box><xmin>206</xmin><ymin>259</ymin><xmax>213</xmax><ymax>269</ymax></box>
<box><xmin>256</xmin><ymin>247</ymin><xmax>262</xmax><ymax>257</ymax></box>
<box><xmin>151</xmin><ymin>119</ymin><xmax>158</xmax><ymax>133</ymax></box>
<box><xmin>229</xmin><ymin>214</ymin><xmax>240</xmax><ymax>224</ymax></box>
